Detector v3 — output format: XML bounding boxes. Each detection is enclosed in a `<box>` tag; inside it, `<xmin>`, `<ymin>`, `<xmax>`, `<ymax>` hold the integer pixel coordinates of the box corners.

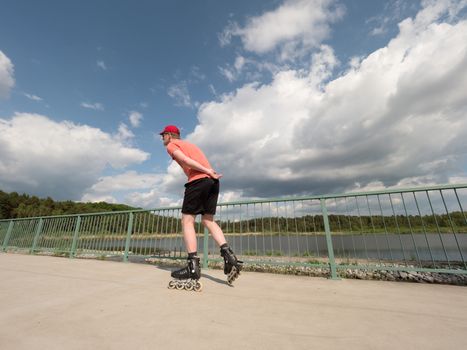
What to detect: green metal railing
<box><xmin>1</xmin><ymin>184</ymin><xmax>466</xmax><ymax>279</ymax></box>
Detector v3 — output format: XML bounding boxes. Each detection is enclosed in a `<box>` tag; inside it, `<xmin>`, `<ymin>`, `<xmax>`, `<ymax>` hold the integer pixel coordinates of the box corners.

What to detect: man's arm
<box><xmin>172</xmin><ymin>149</ymin><xmax>222</xmax><ymax>180</ymax></box>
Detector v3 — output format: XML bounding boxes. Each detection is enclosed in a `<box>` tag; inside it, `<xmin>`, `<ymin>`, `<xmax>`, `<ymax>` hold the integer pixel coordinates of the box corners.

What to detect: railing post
<box><xmin>123</xmin><ymin>212</ymin><xmax>134</xmax><ymax>262</ymax></box>
<box><xmin>30</xmin><ymin>218</ymin><xmax>44</xmax><ymax>254</ymax></box>
<box><xmin>320</xmin><ymin>198</ymin><xmax>339</xmax><ymax>280</ymax></box>
<box><xmin>203</xmin><ymin>227</ymin><xmax>209</xmax><ymax>269</ymax></box>
<box><xmin>2</xmin><ymin>220</ymin><xmax>14</xmax><ymax>252</ymax></box>
<box><xmin>70</xmin><ymin>216</ymin><xmax>81</xmax><ymax>258</ymax></box>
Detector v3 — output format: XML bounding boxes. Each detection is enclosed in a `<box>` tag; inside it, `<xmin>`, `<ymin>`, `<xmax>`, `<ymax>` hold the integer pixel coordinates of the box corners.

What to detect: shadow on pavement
<box><xmin>202</xmin><ymin>273</ymin><xmax>230</xmax><ymax>286</ymax></box>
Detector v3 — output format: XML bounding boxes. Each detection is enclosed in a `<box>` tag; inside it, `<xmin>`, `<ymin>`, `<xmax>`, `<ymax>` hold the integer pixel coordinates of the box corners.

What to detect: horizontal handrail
<box><xmin>1</xmin><ymin>183</ymin><xmax>466</xmax><ymax>222</ymax></box>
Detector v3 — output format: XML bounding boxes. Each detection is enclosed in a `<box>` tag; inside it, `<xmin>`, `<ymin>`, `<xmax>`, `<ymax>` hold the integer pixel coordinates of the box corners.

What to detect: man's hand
<box><xmin>172</xmin><ymin>150</ymin><xmax>223</xmax><ymax>180</ymax></box>
<box><xmin>208</xmin><ymin>169</ymin><xmax>223</xmax><ymax>180</ymax></box>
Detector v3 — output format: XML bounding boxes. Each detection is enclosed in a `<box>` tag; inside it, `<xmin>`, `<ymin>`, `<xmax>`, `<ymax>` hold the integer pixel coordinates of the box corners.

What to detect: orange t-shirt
<box><xmin>166</xmin><ymin>139</ymin><xmax>212</xmax><ymax>183</ymax></box>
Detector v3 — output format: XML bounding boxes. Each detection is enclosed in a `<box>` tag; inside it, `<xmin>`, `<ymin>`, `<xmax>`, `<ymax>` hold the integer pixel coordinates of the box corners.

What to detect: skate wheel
<box><xmin>185</xmin><ymin>281</ymin><xmax>194</xmax><ymax>291</ymax></box>
<box><xmin>194</xmin><ymin>281</ymin><xmax>203</xmax><ymax>292</ymax></box>
<box><xmin>227</xmin><ymin>266</ymin><xmax>240</xmax><ymax>285</ymax></box>
<box><xmin>176</xmin><ymin>282</ymin><xmax>184</xmax><ymax>290</ymax></box>
<box><xmin>168</xmin><ymin>281</ymin><xmax>176</xmax><ymax>289</ymax></box>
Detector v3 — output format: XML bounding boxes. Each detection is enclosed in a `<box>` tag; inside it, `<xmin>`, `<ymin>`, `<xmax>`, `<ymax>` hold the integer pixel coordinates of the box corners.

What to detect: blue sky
<box><xmin>1</xmin><ymin>0</ymin><xmax>466</xmax><ymax>208</ymax></box>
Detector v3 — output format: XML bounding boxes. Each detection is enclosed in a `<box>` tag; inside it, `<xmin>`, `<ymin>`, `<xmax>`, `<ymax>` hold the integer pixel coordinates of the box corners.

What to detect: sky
<box><xmin>1</xmin><ymin>0</ymin><xmax>467</xmax><ymax>208</ymax></box>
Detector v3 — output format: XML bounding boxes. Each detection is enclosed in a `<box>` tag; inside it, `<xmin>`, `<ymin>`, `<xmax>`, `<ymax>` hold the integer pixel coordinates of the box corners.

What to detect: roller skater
<box><xmin>160</xmin><ymin>125</ymin><xmax>243</xmax><ymax>290</ymax></box>
<box><xmin>168</xmin><ymin>255</ymin><xmax>203</xmax><ymax>292</ymax></box>
<box><xmin>221</xmin><ymin>244</ymin><xmax>243</xmax><ymax>285</ymax></box>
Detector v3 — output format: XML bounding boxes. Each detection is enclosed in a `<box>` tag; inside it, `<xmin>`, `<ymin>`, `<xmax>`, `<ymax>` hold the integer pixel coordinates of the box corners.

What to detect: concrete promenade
<box><xmin>1</xmin><ymin>253</ymin><xmax>466</xmax><ymax>350</ymax></box>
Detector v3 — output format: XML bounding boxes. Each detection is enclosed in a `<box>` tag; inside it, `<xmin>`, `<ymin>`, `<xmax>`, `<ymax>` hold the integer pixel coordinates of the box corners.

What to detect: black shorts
<box><xmin>182</xmin><ymin>178</ymin><xmax>219</xmax><ymax>215</ymax></box>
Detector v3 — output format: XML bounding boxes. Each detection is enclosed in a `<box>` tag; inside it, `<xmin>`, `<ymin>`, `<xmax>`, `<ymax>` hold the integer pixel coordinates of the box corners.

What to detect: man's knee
<box><xmin>182</xmin><ymin>214</ymin><xmax>196</xmax><ymax>225</ymax></box>
<box><xmin>201</xmin><ymin>214</ymin><xmax>214</xmax><ymax>226</ymax></box>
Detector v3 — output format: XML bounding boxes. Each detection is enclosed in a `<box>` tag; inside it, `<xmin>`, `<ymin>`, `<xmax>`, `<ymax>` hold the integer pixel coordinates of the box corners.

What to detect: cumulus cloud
<box><xmin>220</xmin><ymin>0</ymin><xmax>344</xmax><ymax>60</ymax></box>
<box><xmin>87</xmin><ymin>171</ymin><xmax>162</xmax><ymax>193</ymax></box>
<box><xmin>125</xmin><ymin>189</ymin><xmax>181</xmax><ymax>209</ymax></box>
<box><xmin>81</xmin><ymin>170</ymin><xmax>179</xmax><ymax>208</ymax></box>
<box><xmin>115</xmin><ymin>123</ymin><xmax>134</xmax><ymax>142</ymax></box>
<box><xmin>0</xmin><ymin>50</ymin><xmax>15</xmax><ymax>99</ymax></box>
<box><xmin>81</xmin><ymin>102</ymin><xmax>104</xmax><ymax>111</ymax></box>
<box><xmin>129</xmin><ymin>111</ymin><xmax>143</xmax><ymax>128</ymax></box>
<box><xmin>0</xmin><ymin>113</ymin><xmax>149</xmax><ymax>200</ymax></box>
<box><xmin>167</xmin><ymin>1</ymin><xmax>467</xmax><ymax>198</ymax></box>
<box><xmin>81</xmin><ymin>193</ymin><xmax>118</xmax><ymax>203</ymax></box>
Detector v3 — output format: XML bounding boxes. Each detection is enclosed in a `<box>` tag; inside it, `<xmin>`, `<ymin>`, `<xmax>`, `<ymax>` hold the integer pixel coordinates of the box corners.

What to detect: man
<box><xmin>160</xmin><ymin>125</ymin><xmax>242</xmax><ymax>289</ymax></box>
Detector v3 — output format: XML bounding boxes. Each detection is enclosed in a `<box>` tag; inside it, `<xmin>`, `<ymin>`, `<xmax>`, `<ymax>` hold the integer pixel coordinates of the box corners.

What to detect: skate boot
<box><xmin>220</xmin><ymin>246</ymin><xmax>243</xmax><ymax>285</ymax></box>
<box><xmin>168</xmin><ymin>256</ymin><xmax>203</xmax><ymax>292</ymax></box>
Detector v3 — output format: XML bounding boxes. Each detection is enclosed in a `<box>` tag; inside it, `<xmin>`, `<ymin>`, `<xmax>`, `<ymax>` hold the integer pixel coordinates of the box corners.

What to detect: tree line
<box><xmin>106</xmin><ymin>211</ymin><xmax>467</xmax><ymax>235</ymax></box>
<box><xmin>0</xmin><ymin>190</ymin><xmax>137</xmax><ymax>220</ymax></box>
<box><xmin>217</xmin><ymin>212</ymin><xmax>467</xmax><ymax>234</ymax></box>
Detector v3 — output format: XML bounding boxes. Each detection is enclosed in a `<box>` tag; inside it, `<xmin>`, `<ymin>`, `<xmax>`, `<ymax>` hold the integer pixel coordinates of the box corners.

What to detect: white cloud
<box><xmin>219</xmin><ymin>21</ymin><xmax>239</xmax><ymax>47</ymax></box>
<box><xmin>308</xmin><ymin>44</ymin><xmax>339</xmax><ymax>87</ymax></box>
<box><xmin>219</xmin><ymin>55</ymin><xmax>285</xmax><ymax>83</ymax></box>
<box><xmin>0</xmin><ymin>50</ymin><xmax>15</xmax><ymax>99</ymax></box>
<box><xmin>128</xmin><ymin>111</ymin><xmax>143</xmax><ymax>128</ymax></box>
<box><xmin>88</xmin><ymin>171</ymin><xmax>162</xmax><ymax>193</ymax></box>
<box><xmin>125</xmin><ymin>189</ymin><xmax>180</xmax><ymax>209</ymax></box>
<box><xmin>347</xmin><ymin>173</ymin><xmax>467</xmax><ymax>194</ymax></box>
<box><xmin>81</xmin><ymin>102</ymin><xmax>104</xmax><ymax>111</ymax></box>
<box><xmin>24</xmin><ymin>93</ymin><xmax>43</xmax><ymax>101</ymax></box>
<box><xmin>416</xmin><ymin>0</ymin><xmax>467</xmax><ymax>25</ymax></box>
<box><xmin>367</xmin><ymin>0</ymin><xmax>412</xmax><ymax>36</ymax></box>
<box><xmin>168</xmin><ymin>2</ymin><xmax>467</xmax><ymax>198</ymax></box>
<box><xmin>219</xmin><ymin>66</ymin><xmax>236</xmax><ymax>82</ymax></box>
<box><xmin>234</xmin><ymin>56</ymin><xmax>246</xmax><ymax>71</ymax></box>
<box><xmin>370</xmin><ymin>17</ymin><xmax>391</xmax><ymax>36</ymax></box>
<box><xmin>208</xmin><ymin>84</ymin><xmax>218</xmax><ymax>97</ymax></box>
<box><xmin>190</xmin><ymin>66</ymin><xmax>206</xmax><ymax>81</ymax></box>
<box><xmin>97</xmin><ymin>60</ymin><xmax>107</xmax><ymax>70</ymax></box>
<box><xmin>81</xmin><ymin>193</ymin><xmax>117</xmax><ymax>203</ymax></box>
<box><xmin>221</xmin><ymin>0</ymin><xmax>345</xmax><ymax>59</ymax></box>
<box><xmin>219</xmin><ymin>55</ymin><xmax>249</xmax><ymax>82</ymax></box>
<box><xmin>0</xmin><ymin>113</ymin><xmax>149</xmax><ymax>200</ymax></box>
<box><xmin>81</xmin><ymin>171</ymin><xmax>178</xmax><ymax>208</ymax></box>
<box><xmin>167</xmin><ymin>82</ymin><xmax>196</xmax><ymax>108</ymax></box>
<box><xmin>81</xmin><ymin>166</ymin><xmax>183</xmax><ymax>209</ymax></box>
<box><xmin>115</xmin><ymin>123</ymin><xmax>134</xmax><ymax>142</ymax></box>
<box><xmin>218</xmin><ymin>190</ymin><xmax>245</xmax><ymax>203</ymax></box>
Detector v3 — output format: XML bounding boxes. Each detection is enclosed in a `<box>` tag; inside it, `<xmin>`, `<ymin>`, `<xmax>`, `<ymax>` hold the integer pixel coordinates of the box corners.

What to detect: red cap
<box><xmin>159</xmin><ymin>125</ymin><xmax>180</xmax><ymax>135</ymax></box>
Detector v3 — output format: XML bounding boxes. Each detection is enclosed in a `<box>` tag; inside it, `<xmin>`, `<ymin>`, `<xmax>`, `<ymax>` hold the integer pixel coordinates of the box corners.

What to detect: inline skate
<box><xmin>221</xmin><ymin>246</ymin><xmax>243</xmax><ymax>285</ymax></box>
<box><xmin>168</xmin><ymin>256</ymin><xmax>203</xmax><ymax>292</ymax></box>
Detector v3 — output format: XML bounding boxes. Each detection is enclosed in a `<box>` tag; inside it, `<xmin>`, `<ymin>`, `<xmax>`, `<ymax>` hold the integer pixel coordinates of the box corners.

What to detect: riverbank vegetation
<box><xmin>0</xmin><ymin>190</ymin><xmax>137</xmax><ymax>219</ymax></box>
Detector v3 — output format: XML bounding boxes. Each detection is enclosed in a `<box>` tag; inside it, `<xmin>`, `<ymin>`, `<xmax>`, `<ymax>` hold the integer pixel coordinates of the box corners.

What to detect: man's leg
<box><xmin>169</xmin><ymin>213</ymin><xmax>201</xmax><ymax>288</ymax></box>
<box><xmin>182</xmin><ymin>214</ymin><xmax>198</xmax><ymax>253</ymax></box>
<box><xmin>202</xmin><ymin>214</ymin><xmax>242</xmax><ymax>284</ymax></box>
<box><xmin>201</xmin><ymin>214</ymin><xmax>227</xmax><ymax>246</ymax></box>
